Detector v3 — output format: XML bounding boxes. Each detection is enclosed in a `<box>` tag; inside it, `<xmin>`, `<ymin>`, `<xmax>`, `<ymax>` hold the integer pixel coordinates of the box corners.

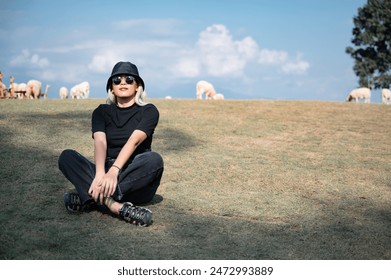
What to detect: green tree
<box><xmin>346</xmin><ymin>0</ymin><xmax>391</xmax><ymax>89</ymax></box>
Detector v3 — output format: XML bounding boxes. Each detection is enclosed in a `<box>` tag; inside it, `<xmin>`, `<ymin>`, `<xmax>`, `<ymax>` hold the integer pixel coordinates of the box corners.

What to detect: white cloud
<box><xmin>281</xmin><ymin>53</ymin><xmax>310</xmax><ymax>74</ymax></box>
<box><xmin>259</xmin><ymin>49</ymin><xmax>288</xmax><ymax>65</ymax></box>
<box><xmin>259</xmin><ymin>49</ymin><xmax>309</xmax><ymax>75</ymax></box>
<box><xmin>88</xmin><ymin>53</ymin><xmax>119</xmax><ymax>73</ymax></box>
<box><xmin>195</xmin><ymin>24</ymin><xmax>260</xmax><ymax>77</ymax></box>
<box><xmin>282</xmin><ymin>61</ymin><xmax>310</xmax><ymax>74</ymax></box>
<box><xmin>10</xmin><ymin>49</ymin><xmax>50</xmax><ymax>68</ymax></box>
<box><xmin>172</xmin><ymin>24</ymin><xmax>310</xmax><ymax>79</ymax></box>
<box><xmin>173</xmin><ymin>57</ymin><xmax>200</xmax><ymax>78</ymax></box>
<box><xmin>236</xmin><ymin>36</ymin><xmax>259</xmax><ymax>60</ymax></box>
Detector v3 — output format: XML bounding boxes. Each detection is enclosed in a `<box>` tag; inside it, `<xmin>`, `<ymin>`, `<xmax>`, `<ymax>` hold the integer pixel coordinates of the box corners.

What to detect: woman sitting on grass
<box><xmin>58</xmin><ymin>61</ymin><xmax>164</xmax><ymax>226</ymax></box>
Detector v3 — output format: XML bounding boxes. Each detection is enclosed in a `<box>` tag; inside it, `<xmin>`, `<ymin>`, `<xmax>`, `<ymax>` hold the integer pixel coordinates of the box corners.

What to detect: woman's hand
<box><xmin>88</xmin><ymin>175</ymin><xmax>104</xmax><ymax>203</ymax></box>
<box><xmin>97</xmin><ymin>168</ymin><xmax>119</xmax><ymax>204</ymax></box>
<box><xmin>88</xmin><ymin>168</ymin><xmax>119</xmax><ymax>205</ymax></box>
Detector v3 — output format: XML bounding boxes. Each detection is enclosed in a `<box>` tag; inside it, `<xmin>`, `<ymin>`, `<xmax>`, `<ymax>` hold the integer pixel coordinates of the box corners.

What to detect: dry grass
<box><xmin>0</xmin><ymin>98</ymin><xmax>390</xmax><ymax>260</ymax></box>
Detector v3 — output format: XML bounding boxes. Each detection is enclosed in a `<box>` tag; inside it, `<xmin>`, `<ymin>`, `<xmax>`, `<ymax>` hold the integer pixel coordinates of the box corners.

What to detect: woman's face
<box><xmin>111</xmin><ymin>75</ymin><xmax>138</xmax><ymax>98</ymax></box>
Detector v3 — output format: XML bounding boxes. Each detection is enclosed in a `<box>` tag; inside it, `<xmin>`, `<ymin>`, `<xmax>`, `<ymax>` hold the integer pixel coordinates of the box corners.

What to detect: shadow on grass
<box><xmin>154</xmin><ymin>127</ymin><xmax>199</xmax><ymax>152</ymax></box>
<box><xmin>154</xmin><ymin>201</ymin><xmax>391</xmax><ymax>259</ymax></box>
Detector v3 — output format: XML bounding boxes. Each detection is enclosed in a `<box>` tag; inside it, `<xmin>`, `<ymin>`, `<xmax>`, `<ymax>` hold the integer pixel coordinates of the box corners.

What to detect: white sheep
<box><xmin>26</xmin><ymin>79</ymin><xmax>42</xmax><ymax>99</ymax></box>
<box><xmin>196</xmin><ymin>80</ymin><xmax>224</xmax><ymax>100</ymax></box>
<box><xmin>70</xmin><ymin>81</ymin><xmax>90</xmax><ymax>99</ymax></box>
<box><xmin>346</xmin><ymin>87</ymin><xmax>371</xmax><ymax>103</ymax></box>
<box><xmin>59</xmin><ymin>86</ymin><xmax>68</xmax><ymax>99</ymax></box>
<box><xmin>212</xmin><ymin>93</ymin><xmax>224</xmax><ymax>100</ymax></box>
<box><xmin>381</xmin><ymin>89</ymin><xmax>391</xmax><ymax>105</ymax></box>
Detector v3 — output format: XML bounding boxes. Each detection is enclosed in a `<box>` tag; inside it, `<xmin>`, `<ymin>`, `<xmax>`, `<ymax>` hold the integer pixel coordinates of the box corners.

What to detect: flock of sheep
<box><xmin>58</xmin><ymin>81</ymin><xmax>90</xmax><ymax>99</ymax></box>
<box><xmin>195</xmin><ymin>81</ymin><xmax>391</xmax><ymax>104</ymax></box>
<box><xmin>346</xmin><ymin>87</ymin><xmax>391</xmax><ymax>104</ymax></box>
<box><xmin>0</xmin><ymin>72</ymin><xmax>90</xmax><ymax>100</ymax></box>
<box><xmin>196</xmin><ymin>81</ymin><xmax>391</xmax><ymax>104</ymax></box>
<box><xmin>0</xmin><ymin>74</ymin><xmax>50</xmax><ymax>99</ymax></box>
<box><xmin>1</xmin><ymin>71</ymin><xmax>390</xmax><ymax>104</ymax></box>
<box><xmin>195</xmin><ymin>84</ymin><xmax>390</xmax><ymax>104</ymax></box>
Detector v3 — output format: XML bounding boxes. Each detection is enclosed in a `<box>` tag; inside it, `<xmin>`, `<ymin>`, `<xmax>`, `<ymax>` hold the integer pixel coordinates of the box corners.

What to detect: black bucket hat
<box><xmin>106</xmin><ymin>61</ymin><xmax>145</xmax><ymax>92</ymax></box>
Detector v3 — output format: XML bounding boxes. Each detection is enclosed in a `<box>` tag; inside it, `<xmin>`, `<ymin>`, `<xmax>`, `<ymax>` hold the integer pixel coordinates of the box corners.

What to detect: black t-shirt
<box><xmin>91</xmin><ymin>103</ymin><xmax>159</xmax><ymax>160</ymax></box>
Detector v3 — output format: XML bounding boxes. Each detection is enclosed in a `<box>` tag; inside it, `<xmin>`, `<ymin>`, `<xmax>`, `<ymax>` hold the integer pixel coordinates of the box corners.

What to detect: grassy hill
<box><xmin>0</xmin><ymin>98</ymin><xmax>390</xmax><ymax>259</ymax></box>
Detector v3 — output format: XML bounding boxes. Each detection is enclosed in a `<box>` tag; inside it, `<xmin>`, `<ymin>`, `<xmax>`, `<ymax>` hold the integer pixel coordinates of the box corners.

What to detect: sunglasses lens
<box><xmin>125</xmin><ymin>76</ymin><xmax>134</xmax><ymax>84</ymax></box>
<box><xmin>112</xmin><ymin>76</ymin><xmax>121</xmax><ymax>85</ymax></box>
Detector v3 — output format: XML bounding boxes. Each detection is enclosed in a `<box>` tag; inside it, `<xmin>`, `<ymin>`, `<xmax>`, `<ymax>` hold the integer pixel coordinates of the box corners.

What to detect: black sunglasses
<box><xmin>112</xmin><ymin>75</ymin><xmax>135</xmax><ymax>85</ymax></box>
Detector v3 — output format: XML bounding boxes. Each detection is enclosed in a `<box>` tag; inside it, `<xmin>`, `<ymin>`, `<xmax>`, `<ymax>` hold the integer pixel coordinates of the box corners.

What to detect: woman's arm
<box><xmin>113</xmin><ymin>129</ymin><xmax>147</xmax><ymax>170</ymax></box>
<box><xmin>88</xmin><ymin>131</ymin><xmax>108</xmax><ymax>203</ymax></box>
<box><xmin>94</xmin><ymin>131</ymin><xmax>107</xmax><ymax>176</ymax></box>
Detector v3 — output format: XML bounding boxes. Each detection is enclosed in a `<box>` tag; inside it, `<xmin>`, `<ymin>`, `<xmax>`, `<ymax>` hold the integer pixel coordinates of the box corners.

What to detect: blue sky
<box><xmin>2</xmin><ymin>0</ymin><xmax>378</xmax><ymax>102</ymax></box>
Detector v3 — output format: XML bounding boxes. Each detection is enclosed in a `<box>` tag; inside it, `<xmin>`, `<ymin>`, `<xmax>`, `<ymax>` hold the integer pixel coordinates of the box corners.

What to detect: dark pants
<box><xmin>58</xmin><ymin>149</ymin><xmax>164</xmax><ymax>205</ymax></box>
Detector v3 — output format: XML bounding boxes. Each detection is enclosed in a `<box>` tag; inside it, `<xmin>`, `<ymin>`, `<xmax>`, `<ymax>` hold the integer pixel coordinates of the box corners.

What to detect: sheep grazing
<box><xmin>346</xmin><ymin>87</ymin><xmax>371</xmax><ymax>103</ymax></box>
<box><xmin>70</xmin><ymin>81</ymin><xmax>90</xmax><ymax>99</ymax></box>
<box><xmin>196</xmin><ymin>80</ymin><xmax>224</xmax><ymax>100</ymax></box>
<box><xmin>212</xmin><ymin>93</ymin><xmax>224</xmax><ymax>100</ymax></box>
<box><xmin>59</xmin><ymin>86</ymin><xmax>68</xmax><ymax>99</ymax></box>
<box><xmin>381</xmin><ymin>88</ymin><xmax>391</xmax><ymax>105</ymax></box>
<box><xmin>26</xmin><ymin>80</ymin><xmax>42</xmax><ymax>99</ymax></box>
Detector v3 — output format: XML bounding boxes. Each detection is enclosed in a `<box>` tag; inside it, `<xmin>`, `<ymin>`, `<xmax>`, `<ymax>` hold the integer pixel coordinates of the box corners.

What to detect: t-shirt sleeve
<box><xmin>91</xmin><ymin>105</ymin><xmax>106</xmax><ymax>137</ymax></box>
<box><xmin>137</xmin><ymin>104</ymin><xmax>159</xmax><ymax>137</ymax></box>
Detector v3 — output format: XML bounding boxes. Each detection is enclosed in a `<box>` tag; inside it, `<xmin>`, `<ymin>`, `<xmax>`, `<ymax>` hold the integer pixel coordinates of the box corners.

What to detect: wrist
<box><xmin>95</xmin><ymin>166</ymin><xmax>106</xmax><ymax>177</ymax></box>
<box><xmin>95</xmin><ymin>172</ymin><xmax>105</xmax><ymax>178</ymax></box>
<box><xmin>111</xmin><ymin>164</ymin><xmax>121</xmax><ymax>172</ymax></box>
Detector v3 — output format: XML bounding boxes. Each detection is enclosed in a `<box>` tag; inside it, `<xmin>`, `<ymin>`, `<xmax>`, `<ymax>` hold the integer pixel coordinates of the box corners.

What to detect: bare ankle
<box><xmin>103</xmin><ymin>197</ymin><xmax>122</xmax><ymax>215</ymax></box>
